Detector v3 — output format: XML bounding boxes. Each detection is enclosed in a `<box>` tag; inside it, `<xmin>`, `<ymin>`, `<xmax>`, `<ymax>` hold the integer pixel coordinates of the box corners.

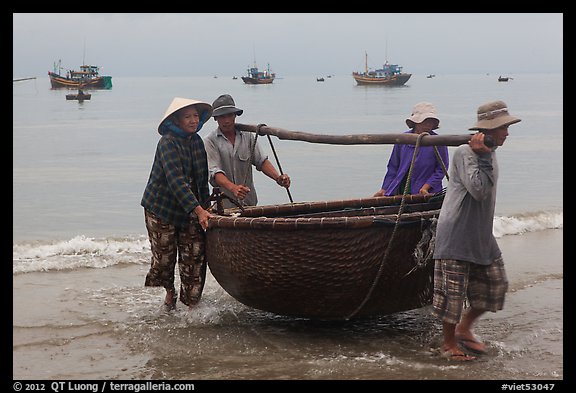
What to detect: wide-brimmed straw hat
<box><xmin>469</xmin><ymin>100</ymin><xmax>521</xmax><ymax>130</ymax></box>
<box><xmin>158</xmin><ymin>97</ymin><xmax>213</xmax><ymax>133</ymax></box>
<box><xmin>212</xmin><ymin>94</ymin><xmax>243</xmax><ymax>117</ymax></box>
<box><xmin>406</xmin><ymin>102</ymin><xmax>440</xmax><ymax>129</ymax></box>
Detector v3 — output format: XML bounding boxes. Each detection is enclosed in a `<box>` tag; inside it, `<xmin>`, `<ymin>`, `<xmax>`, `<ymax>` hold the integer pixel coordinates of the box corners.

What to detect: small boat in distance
<box><xmin>352</xmin><ymin>52</ymin><xmax>411</xmax><ymax>86</ymax></box>
<box><xmin>498</xmin><ymin>76</ymin><xmax>511</xmax><ymax>82</ymax></box>
<box><xmin>316</xmin><ymin>77</ymin><xmax>325</xmax><ymax>82</ymax></box>
<box><xmin>49</xmin><ymin>59</ymin><xmax>112</xmax><ymax>89</ymax></box>
<box><xmin>241</xmin><ymin>62</ymin><xmax>275</xmax><ymax>84</ymax></box>
<box><xmin>426</xmin><ymin>74</ymin><xmax>435</xmax><ymax>78</ymax></box>
<box><xmin>66</xmin><ymin>88</ymin><xmax>91</xmax><ymax>101</ymax></box>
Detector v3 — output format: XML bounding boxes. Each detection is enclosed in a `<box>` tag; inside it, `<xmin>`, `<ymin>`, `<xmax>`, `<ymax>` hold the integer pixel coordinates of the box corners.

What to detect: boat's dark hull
<box><xmin>241</xmin><ymin>76</ymin><xmax>274</xmax><ymax>84</ymax></box>
<box><xmin>206</xmin><ymin>194</ymin><xmax>442</xmax><ymax>320</ymax></box>
<box><xmin>48</xmin><ymin>72</ymin><xmax>112</xmax><ymax>89</ymax></box>
<box><xmin>66</xmin><ymin>94</ymin><xmax>91</xmax><ymax>101</ymax></box>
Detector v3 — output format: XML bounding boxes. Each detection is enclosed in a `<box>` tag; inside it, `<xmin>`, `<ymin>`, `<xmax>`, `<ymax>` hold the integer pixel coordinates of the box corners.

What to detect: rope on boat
<box><xmin>403</xmin><ymin>143</ymin><xmax>446</xmax><ymax>275</ymax></box>
<box><xmin>433</xmin><ymin>146</ymin><xmax>450</xmax><ymax>181</ymax></box>
<box><xmin>346</xmin><ymin>132</ymin><xmax>428</xmax><ymax>320</ymax></box>
<box><xmin>408</xmin><ymin>217</ymin><xmax>437</xmax><ymax>277</ymax></box>
<box><xmin>404</xmin><ymin>144</ymin><xmax>447</xmax><ymax>273</ymax></box>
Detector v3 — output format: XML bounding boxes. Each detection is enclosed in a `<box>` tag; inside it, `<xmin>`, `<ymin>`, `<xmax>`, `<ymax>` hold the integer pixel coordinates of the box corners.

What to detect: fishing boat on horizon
<box><xmin>241</xmin><ymin>62</ymin><xmax>275</xmax><ymax>84</ymax></box>
<box><xmin>352</xmin><ymin>52</ymin><xmax>411</xmax><ymax>86</ymax></box>
<box><xmin>48</xmin><ymin>59</ymin><xmax>112</xmax><ymax>89</ymax></box>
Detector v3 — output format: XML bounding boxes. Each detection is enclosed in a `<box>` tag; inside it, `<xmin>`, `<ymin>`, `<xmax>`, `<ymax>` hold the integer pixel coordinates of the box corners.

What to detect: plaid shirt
<box><xmin>141</xmin><ymin>130</ymin><xmax>210</xmax><ymax>229</ymax></box>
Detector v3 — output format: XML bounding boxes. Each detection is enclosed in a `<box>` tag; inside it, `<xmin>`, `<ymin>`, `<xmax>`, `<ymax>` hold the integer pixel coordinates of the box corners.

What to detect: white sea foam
<box><xmin>493</xmin><ymin>210</ymin><xmax>563</xmax><ymax>238</ymax></box>
<box><xmin>12</xmin><ymin>235</ymin><xmax>150</xmax><ymax>274</ymax></box>
<box><xmin>13</xmin><ymin>210</ymin><xmax>562</xmax><ymax>275</ymax></box>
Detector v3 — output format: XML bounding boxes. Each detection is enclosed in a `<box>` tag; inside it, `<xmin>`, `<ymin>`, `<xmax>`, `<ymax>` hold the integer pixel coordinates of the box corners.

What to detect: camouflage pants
<box><xmin>144</xmin><ymin>209</ymin><xmax>207</xmax><ymax>307</ymax></box>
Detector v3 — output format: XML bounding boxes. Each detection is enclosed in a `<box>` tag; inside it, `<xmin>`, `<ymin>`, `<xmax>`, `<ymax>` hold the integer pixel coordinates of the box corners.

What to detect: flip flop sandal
<box><xmin>457</xmin><ymin>337</ymin><xmax>487</xmax><ymax>355</ymax></box>
<box><xmin>441</xmin><ymin>350</ymin><xmax>476</xmax><ymax>362</ymax></box>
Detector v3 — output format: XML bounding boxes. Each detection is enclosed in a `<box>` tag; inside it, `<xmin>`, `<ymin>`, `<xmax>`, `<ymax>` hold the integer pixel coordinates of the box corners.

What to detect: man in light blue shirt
<box><xmin>203</xmin><ymin>94</ymin><xmax>291</xmax><ymax>209</ymax></box>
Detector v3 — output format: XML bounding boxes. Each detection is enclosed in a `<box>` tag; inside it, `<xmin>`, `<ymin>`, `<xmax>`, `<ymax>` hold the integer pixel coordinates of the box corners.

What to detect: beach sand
<box><xmin>13</xmin><ymin>229</ymin><xmax>563</xmax><ymax>380</ymax></box>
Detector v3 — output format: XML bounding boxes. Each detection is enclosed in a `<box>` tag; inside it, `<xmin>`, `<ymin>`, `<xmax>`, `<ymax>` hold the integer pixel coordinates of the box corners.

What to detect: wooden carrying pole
<box><xmin>236</xmin><ymin>123</ymin><xmax>476</xmax><ymax>147</ymax></box>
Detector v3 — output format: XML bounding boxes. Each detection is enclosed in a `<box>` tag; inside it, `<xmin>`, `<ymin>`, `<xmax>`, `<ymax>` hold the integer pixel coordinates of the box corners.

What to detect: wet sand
<box><xmin>13</xmin><ymin>229</ymin><xmax>563</xmax><ymax>380</ymax></box>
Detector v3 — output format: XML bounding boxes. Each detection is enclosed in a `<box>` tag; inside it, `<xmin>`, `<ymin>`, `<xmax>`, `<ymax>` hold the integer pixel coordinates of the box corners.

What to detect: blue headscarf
<box><xmin>158</xmin><ymin>106</ymin><xmax>210</xmax><ymax>136</ymax></box>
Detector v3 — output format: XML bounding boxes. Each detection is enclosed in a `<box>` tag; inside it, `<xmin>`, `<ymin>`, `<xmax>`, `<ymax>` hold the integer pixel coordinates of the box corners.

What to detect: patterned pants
<box><xmin>144</xmin><ymin>209</ymin><xmax>207</xmax><ymax>307</ymax></box>
<box><xmin>432</xmin><ymin>257</ymin><xmax>508</xmax><ymax>325</ymax></box>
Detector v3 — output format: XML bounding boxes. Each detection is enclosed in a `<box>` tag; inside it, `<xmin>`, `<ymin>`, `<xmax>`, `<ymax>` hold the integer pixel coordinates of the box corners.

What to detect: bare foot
<box><xmin>164</xmin><ymin>288</ymin><xmax>177</xmax><ymax>311</ymax></box>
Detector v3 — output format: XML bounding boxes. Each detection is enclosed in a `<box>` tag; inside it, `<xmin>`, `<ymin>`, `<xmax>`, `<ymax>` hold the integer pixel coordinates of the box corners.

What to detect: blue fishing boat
<box><xmin>241</xmin><ymin>62</ymin><xmax>275</xmax><ymax>84</ymax></box>
<box><xmin>48</xmin><ymin>60</ymin><xmax>112</xmax><ymax>89</ymax></box>
<box><xmin>352</xmin><ymin>52</ymin><xmax>411</xmax><ymax>86</ymax></box>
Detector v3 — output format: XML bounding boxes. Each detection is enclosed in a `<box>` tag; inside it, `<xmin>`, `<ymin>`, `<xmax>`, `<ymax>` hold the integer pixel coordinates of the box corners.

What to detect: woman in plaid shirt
<box><xmin>141</xmin><ymin>97</ymin><xmax>214</xmax><ymax>311</ymax></box>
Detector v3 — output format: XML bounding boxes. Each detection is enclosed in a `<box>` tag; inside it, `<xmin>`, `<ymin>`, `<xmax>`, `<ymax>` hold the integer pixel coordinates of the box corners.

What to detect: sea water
<box><xmin>13</xmin><ymin>74</ymin><xmax>563</xmax><ymax>381</ymax></box>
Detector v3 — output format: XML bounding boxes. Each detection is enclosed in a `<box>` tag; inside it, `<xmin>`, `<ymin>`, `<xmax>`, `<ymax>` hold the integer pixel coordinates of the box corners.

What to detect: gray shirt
<box><xmin>203</xmin><ymin>126</ymin><xmax>267</xmax><ymax>208</ymax></box>
<box><xmin>433</xmin><ymin>145</ymin><xmax>501</xmax><ymax>265</ymax></box>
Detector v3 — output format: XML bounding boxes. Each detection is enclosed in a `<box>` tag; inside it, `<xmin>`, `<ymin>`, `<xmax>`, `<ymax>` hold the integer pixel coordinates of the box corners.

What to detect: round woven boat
<box><xmin>206</xmin><ymin>194</ymin><xmax>442</xmax><ymax>320</ymax></box>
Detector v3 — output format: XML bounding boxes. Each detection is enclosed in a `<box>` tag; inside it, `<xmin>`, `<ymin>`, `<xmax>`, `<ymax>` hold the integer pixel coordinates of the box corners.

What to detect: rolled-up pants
<box><xmin>144</xmin><ymin>209</ymin><xmax>207</xmax><ymax>307</ymax></box>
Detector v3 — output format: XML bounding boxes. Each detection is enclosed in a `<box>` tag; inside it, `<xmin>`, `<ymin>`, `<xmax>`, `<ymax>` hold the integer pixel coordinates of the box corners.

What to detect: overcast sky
<box><xmin>13</xmin><ymin>13</ymin><xmax>563</xmax><ymax>78</ymax></box>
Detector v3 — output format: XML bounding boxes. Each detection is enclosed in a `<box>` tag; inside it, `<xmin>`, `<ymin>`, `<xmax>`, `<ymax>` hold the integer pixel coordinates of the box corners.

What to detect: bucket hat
<box><xmin>158</xmin><ymin>97</ymin><xmax>212</xmax><ymax>133</ymax></box>
<box><xmin>469</xmin><ymin>100</ymin><xmax>521</xmax><ymax>130</ymax></box>
<box><xmin>212</xmin><ymin>94</ymin><xmax>243</xmax><ymax>117</ymax></box>
<box><xmin>406</xmin><ymin>102</ymin><xmax>440</xmax><ymax>129</ymax></box>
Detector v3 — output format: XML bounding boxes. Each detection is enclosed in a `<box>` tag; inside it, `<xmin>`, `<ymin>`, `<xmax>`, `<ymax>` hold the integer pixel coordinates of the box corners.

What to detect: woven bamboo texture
<box><xmin>206</xmin><ymin>195</ymin><xmax>442</xmax><ymax>320</ymax></box>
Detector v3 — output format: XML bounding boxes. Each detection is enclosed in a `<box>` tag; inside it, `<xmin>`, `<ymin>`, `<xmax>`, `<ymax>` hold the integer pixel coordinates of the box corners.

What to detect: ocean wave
<box><xmin>12</xmin><ymin>235</ymin><xmax>150</xmax><ymax>275</ymax></box>
<box><xmin>493</xmin><ymin>210</ymin><xmax>563</xmax><ymax>238</ymax></box>
<box><xmin>13</xmin><ymin>210</ymin><xmax>562</xmax><ymax>274</ymax></box>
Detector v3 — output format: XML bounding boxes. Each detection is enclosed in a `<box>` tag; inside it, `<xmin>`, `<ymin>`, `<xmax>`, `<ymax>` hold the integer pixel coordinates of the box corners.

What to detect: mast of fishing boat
<box><xmin>82</xmin><ymin>37</ymin><xmax>86</xmax><ymax>67</ymax></box>
<box><xmin>364</xmin><ymin>51</ymin><xmax>368</xmax><ymax>74</ymax></box>
<box><xmin>385</xmin><ymin>37</ymin><xmax>388</xmax><ymax>63</ymax></box>
<box><xmin>54</xmin><ymin>59</ymin><xmax>62</xmax><ymax>75</ymax></box>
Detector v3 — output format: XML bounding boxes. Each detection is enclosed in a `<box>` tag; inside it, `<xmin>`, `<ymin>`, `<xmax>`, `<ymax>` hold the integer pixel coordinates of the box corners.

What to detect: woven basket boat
<box><xmin>206</xmin><ymin>193</ymin><xmax>443</xmax><ymax>320</ymax></box>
